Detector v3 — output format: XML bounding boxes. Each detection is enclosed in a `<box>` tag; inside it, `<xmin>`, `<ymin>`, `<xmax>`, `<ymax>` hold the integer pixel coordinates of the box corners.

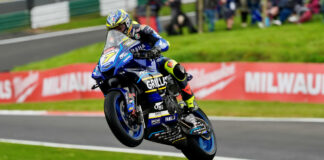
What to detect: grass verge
<box><xmin>1</xmin><ymin>99</ymin><xmax>324</xmax><ymax>118</ymax></box>
<box><xmin>0</xmin><ymin>142</ymin><xmax>184</xmax><ymax>160</ymax></box>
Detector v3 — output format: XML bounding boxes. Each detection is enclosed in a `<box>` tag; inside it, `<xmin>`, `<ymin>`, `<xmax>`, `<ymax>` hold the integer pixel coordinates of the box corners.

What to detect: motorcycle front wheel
<box><xmin>104</xmin><ymin>91</ymin><xmax>144</xmax><ymax>147</ymax></box>
<box><xmin>181</xmin><ymin>108</ymin><xmax>217</xmax><ymax>160</ymax></box>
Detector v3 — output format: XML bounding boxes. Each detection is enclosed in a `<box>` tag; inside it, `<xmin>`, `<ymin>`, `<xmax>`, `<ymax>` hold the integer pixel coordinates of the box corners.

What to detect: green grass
<box><xmin>0</xmin><ymin>142</ymin><xmax>184</xmax><ymax>160</ymax></box>
<box><xmin>12</xmin><ymin>18</ymin><xmax>324</xmax><ymax>71</ymax></box>
<box><xmin>1</xmin><ymin>99</ymin><xmax>324</xmax><ymax>118</ymax></box>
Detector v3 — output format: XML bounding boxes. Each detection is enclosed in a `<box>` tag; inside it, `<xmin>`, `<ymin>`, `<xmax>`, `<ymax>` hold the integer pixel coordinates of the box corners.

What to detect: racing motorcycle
<box><xmin>92</xmin><ymin>30</ymin><xmax>217</xmax><ymax>160</ymax></box>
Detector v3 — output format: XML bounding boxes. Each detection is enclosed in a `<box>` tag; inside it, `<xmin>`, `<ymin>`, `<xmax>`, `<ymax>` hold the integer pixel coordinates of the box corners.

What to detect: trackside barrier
<box><xmin>31</xmin><ymin>2</ymin><xmax>70</xmax><ymax>29</ymax></box>
<box><xmin>69</xmin><ymin>0</ymin><xmax>100</xmax><ymax>16</ymax></box>
<box><xmin>0</xmin><ymin>10</ymin><xmax>30</xmax><ymax>32</ymax></box>
<box><xmin>100</xmin><ymin>0</ymin><xmax>137</xmax><ymax>16</ymax></box>
<box><xmin>0</xmin><ymin>64</ymin><xmax>101</xmax><ymax>104</ymax></box>
<box><xmin>3</xmin><ymin>62</ymin><xmax>324</xmax><ymax>104</ymax></box>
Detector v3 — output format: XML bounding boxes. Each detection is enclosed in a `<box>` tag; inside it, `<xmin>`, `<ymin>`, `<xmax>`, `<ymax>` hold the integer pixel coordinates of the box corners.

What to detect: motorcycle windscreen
<box><xmin>99</xmin><ymin>30</ymin><xmax>133</xmax><ymax>73</ymax></box>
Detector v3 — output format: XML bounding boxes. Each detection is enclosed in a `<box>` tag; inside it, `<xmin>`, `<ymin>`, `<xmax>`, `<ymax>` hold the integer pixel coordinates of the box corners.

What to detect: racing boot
<box><xmin>181</xmin><ymin>84</ymin><xmax>199</xmax><ymax>112</ymax></box>
<box><xmin>181</xmin><ymin>84</ymin><xmax>200</xmax><ymax>131</ymax></box>
<box><xmin>163</xmin><ymin>59</ymin><xmax>199</xmax><ymax>130</ymax></box>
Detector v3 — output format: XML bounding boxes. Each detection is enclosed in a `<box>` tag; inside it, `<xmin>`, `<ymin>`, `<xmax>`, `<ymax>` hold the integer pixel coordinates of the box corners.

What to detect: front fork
<box><xmin>109</xmin><ymin>87</ymin><xmax>145</xmax><ymax>127</ymax></box>
<box><xmin>92</xmin><ymin>77</ymin><xmax>145</xmax><ymax>128</ymax></box>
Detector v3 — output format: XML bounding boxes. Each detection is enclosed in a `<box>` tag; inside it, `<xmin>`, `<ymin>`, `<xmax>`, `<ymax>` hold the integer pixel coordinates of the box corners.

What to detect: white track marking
<box><xmin>1</xmin><ymin>110</ymin><xmax>324</xmax><ymax>123</ymax></box>
<box><xmin>0</xmin><ymin>25</ymin><xmax>105</xmax><ymax>45</ymax></box>
<box><xmin>0</xmin><ymin>110</ymin><xmax>47</xmax><ymax>116</ymax></box>
<box><xmin>0</xmin><ymin>138</ymin><xmax>251</xmax><ymax>160</ymax></box>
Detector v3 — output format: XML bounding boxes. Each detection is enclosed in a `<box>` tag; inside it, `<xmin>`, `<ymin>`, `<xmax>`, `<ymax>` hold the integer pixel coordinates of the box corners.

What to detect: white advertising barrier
<box><xmin>100</xmin><ymin>0</ymin><xmax>137</xmax><ymax>16</ymax></box>
<box><xmin>31</xmin><ymin>2</ymin><xmax>70</xmax><ymax>29</ymax></box>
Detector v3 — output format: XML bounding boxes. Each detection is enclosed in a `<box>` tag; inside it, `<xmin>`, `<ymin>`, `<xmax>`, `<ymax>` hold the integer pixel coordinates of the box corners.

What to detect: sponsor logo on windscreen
<box><xmin>187</xmin><ymin>63</ymin><xmax>236</xmax><ymax>98</ymax></box>
<box><xmin>13</xmin><ymin>72</ymin><xmax>39</xmax><ymax>103</ymax></box>
<box><xmin>0</xmin><ymin>80</ymin><xmax>12</xmax><ymax>100</ymax></box>
<box><xmin>42</xmin><ymin>72</ymin><xmax>99</xmax><ymax>97</ymax></box>
<box><xmin>245</xmin><ymin>72</ymin><xmax>324</xmax><ymax>95</ymax></box>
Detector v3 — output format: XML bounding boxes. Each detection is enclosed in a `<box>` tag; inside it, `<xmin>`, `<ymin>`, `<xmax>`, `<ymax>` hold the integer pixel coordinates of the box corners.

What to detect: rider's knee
<box><xmin>164</xmin><ymin>59</ymin><xmax>186</xmax><ymax>81</ymax></box>
<box><xmin>173</xmin><ymin>64</ymin><xmax>187</xmax><ymax>81</ymax></box>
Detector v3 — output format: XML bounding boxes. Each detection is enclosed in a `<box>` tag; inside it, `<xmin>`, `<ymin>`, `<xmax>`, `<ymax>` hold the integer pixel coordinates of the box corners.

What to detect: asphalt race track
<box><xmin>0</xmin><ymin>28</ymin><xmax>106</xmax><ymax>72</ymax></box>
<box><xmin>0</xmin><ymin>115</ymin><xmax>324</xmax><ymax>160</ymax></box>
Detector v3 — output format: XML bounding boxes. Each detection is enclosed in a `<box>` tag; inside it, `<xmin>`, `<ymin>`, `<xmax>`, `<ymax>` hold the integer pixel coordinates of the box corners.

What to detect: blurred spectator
<box><xmin>267</xmin><ymin>0</ymin><xmax>280</xmax><ymax>22</ymax></box>
<box><xmin>204</xmin><ymin>0</ymin><xmax>219</xmax><ymax>31</ymax></box>
<box><xmin>322</xmin><ymin>0</ymin><xmax>324</xmax><ymax>21</ymax></box>
<box><xmin>292</xmin><ymin>0</ymin><xmax>320</xmax><ymax>23</ymax></box>
<box><xmin>238</xmin><ymin>0</ymin><xmax>249</xmax><ymax>27</ymax></box>
<box><xmin>134</xmin><ymin>0</ymin><xmax>158</xmax><ymax>31</ymax></box>
<box><xmin>294</xmin><ymin>2</ymin><xmax>309</xmax><ymax>23</ymax></box>
<box><xmin>165</xmin><ymin>0</ymin><xmax>197</xmax><ymax>35</ymax></box>
<box><xmin>249</xmin><ymin>0</ymin><xmax>264</xmax><ymax>28</ymax></box>
<box><xmin>273</xmin><ymin>0</ymin><xmax>303</xmax><ymax>25</ymax></box>
<box><xmin>149</xmin><ymin>0</ymin><xmax>164</xmax><ymax>32</ymax></box>
<box><xmin>220</xmin><ymin>0</ymin><xmax>237</xmax><ymax>30</ymax></box>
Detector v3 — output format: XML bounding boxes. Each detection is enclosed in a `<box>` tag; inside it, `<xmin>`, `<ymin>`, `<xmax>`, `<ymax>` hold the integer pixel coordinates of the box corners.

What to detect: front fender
<box><xmin>107</xmin><ymin>88</ymin><xmax>135</xmax><ymax>113</ymax></box>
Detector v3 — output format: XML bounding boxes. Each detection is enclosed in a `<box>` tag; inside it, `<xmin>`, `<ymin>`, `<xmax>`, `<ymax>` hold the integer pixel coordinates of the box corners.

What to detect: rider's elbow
<box><xmin>158</xmin><ymin>39</ymin><xmax>170</xmax><ymax>52</ymax></box>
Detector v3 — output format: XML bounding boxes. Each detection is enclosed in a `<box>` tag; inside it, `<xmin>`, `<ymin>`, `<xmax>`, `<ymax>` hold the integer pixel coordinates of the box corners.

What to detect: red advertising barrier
<box><xmin>183</xmin><ymin>62</ymin><xmax>324</xmax><ymax>103</ymax></box>
<box><xmin>0</xmin><ymin>64</ymin><xmax>102</xmax><ymax>104</ymax></box>
<box><xmin>2</xmin><ymin>62</ymin><xmax>324</xmax><ymax>104</ymax></box>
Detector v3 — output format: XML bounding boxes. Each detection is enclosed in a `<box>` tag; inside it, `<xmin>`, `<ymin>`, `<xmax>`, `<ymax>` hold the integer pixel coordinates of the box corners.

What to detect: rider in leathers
<box><xmin>92</xmin><ymin>9</ymin><xmax>198</xmax><ymax>125</ymax></box>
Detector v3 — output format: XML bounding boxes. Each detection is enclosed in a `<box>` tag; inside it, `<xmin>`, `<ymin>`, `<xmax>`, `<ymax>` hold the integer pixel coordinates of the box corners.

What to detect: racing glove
<box><xmin>149</xmin><ymin>46</ymin><xmax>161</xmax><ymax>59</ymax></box>
<box><xmin>133</xmin><ymin>47</ymin><xmax>161</xmax><ymax>59</ymax></box>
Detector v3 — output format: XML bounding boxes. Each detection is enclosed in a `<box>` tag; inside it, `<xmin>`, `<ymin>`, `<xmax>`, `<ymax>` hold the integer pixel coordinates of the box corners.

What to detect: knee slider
<box><xmin>173</xmin><ymin>64</ymin><xmax>187</xmax><ymax>81</ymax></box>
<box><xmin>164</xmin><ymin>60</ymin><xmax>187</xmax><ymax>81</ymax></box>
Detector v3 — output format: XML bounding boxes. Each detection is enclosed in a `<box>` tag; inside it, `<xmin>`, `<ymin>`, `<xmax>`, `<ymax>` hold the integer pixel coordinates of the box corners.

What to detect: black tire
<box><xmin>181</xmin><ymin>109</ymin><xmax>217</xmax><ymax>160</ymax></box>
<box><xmin>104</xmin><ymin>91</ymin><xmax>144</xmax><ymax>147</ymax></box>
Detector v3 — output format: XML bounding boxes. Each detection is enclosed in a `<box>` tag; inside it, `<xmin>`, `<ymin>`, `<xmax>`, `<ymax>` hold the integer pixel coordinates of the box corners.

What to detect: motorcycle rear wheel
<box><xmin>104</xmin><ymin>91</ymin><xmax>144</xmax><ymax>147</ymax></box>
<box><xmin>181</xmin><ymin>109</ymin><xmax>217</xmax><ymax>160</ymax></box>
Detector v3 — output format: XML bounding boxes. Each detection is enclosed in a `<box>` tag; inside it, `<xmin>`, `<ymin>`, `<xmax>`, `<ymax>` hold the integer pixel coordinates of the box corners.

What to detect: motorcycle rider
<box><xmin>92</xmin><ymin>9</ymin><xmax>198</xmax><ymax>125</ymax></box>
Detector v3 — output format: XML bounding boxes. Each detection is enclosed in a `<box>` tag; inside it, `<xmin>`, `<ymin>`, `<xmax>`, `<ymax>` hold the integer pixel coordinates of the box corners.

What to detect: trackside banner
<box><xmin>2</xmin><ymin>62</ymin><xmax>324</xmax><ymax>103</ymax></box>
<box><xmin>0</xmin><ymin>64</ymin><xmax>101</xmax><ymax>104</ymax></box>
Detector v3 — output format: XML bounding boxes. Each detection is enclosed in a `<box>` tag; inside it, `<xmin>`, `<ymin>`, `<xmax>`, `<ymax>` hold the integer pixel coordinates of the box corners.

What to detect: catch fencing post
<box><xmin>197</xmin><ymin>0</ymin><xmax>203</xmax><ymax>33</ymax></box>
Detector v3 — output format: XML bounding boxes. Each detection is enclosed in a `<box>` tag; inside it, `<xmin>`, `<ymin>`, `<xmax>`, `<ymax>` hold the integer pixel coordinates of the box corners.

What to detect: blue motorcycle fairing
<box><xmin>99</xmin><ymin>46</ymin><xmax>120</xmax><ymax>73</ymax></box>
<box><xmin>107</xmin><ymin>88</ymin><xmax>135</xmax><ymax>113</ymax></box>
<box><xmin>98</xmin><ymin>44</ymin><xmax>135</xmax><ymax>78</ymax></box>
<box><xmin>95</xmin><ymin>30</ymin><xmax>178</xmax><ymax>127</ymax></box>
<box><xmin>92</xmin><ymin>65</ymin><xmax>104</xmax><ymax>80</ymax></box>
